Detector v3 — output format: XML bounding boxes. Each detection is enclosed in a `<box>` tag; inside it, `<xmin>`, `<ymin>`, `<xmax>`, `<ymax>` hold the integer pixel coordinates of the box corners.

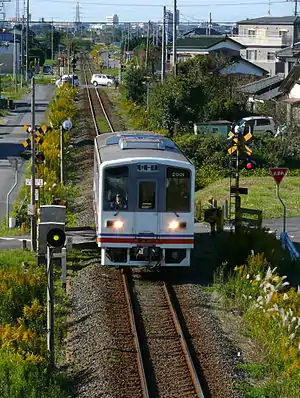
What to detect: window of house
<box><xmin>246</xmin><ymin>50</ymin><xmax>257</xmax><ymax>60</ymax></box>
<box><xmin>279</xmin><ymin>30</ymin><xmax>288</xmax><ymax>37</ymax></box>
<box><xmin>267</xmin><ymin>52</ymin><xmax>275</xmax><ymax>61</ymax></box>
<box><xmin>248</xmin><ymin>29</ymin><xmax>256</xmax><ymax>37</ymax></box>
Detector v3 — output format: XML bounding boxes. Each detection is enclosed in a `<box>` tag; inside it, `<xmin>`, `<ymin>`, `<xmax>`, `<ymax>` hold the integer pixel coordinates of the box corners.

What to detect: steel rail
<box><xmin>121</xmin><ymin>270</ymin><xmax>150</xmax><ymax>398</ymax></box>
<box><xmin>163</xmin><ymin>282</ymin><xmax>205</xmax><ymax>398</ymax></box>
<box><xmin>81</xmin><ymin>58</ymin><xmax>100</xmax><ymax>135</ymax></box>
<box><xmin>86</xmin><ymin>59</ymin><xmax>115</xmax><ymax>133</ymax></box>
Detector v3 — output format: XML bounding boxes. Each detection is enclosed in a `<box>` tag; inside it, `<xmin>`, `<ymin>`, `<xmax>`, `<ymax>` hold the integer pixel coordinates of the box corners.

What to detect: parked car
<box><xmin>43</xmin><ymin>65</ymin><xmax>53</xmax><ymax>74</ymax></box>
<box><xmin>238</xmin><ymin>116</ymin><xmax>276</xmax><ymax>136</ymax></box>
<box><xmin>91</xmin><ymin>73</ymin><xmax>115</xmax><ymax>87</ymax></box>
<box><xmin>56</xmin><ymin>74</ymin><xmax>71</xmax><ymax>87</ymax></box>
<box><xmin>56</xmin><ymin>74</ymin><xmax>79</xmax><ymax>88</ymax></box>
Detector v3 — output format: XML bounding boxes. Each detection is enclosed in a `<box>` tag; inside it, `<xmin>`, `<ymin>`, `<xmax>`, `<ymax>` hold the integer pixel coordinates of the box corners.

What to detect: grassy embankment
<box><xmin>196</xmin><ymin>176</ymin><xmax>300</xmax><ymax>219</ymax></box>
<box><xmin>0</xmin><ymin>250</ymin><xmax>71</xmax><ymax>397</ymax></box>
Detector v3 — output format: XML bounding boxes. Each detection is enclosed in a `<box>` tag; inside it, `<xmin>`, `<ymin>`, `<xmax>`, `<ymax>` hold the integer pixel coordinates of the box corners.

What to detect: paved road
<box><xmin>0</xmin><ymin>85</ymin><xmax>54</xmax><ymax>223</ymax></box>
<box><xmin>101</xmin><ymin>51</ymin><xmax>120</xmax><ymax>70</ymax></box>
<box><xmin>1</xmin><ymin>217</ymin><xmax>300</xmax><ymax>251</ymax></box>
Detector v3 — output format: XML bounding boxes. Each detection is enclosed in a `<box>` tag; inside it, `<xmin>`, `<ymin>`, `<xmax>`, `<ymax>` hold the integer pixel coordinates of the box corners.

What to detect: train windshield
<box><xmin>103</xmin><ymin>166</ymin><xmax>128</xmax><ymax>211</ymax></box>
<box><xmin>166</xmin><ymin>167</ymin><xmax>190</xmax><ymax>212</ymax></box>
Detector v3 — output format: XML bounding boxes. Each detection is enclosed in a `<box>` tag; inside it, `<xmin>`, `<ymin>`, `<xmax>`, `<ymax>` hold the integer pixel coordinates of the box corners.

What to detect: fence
<box><xmin>280</xmin><ymin>232</ymin><xmax>300</xmax><ymax>261</ymax></box>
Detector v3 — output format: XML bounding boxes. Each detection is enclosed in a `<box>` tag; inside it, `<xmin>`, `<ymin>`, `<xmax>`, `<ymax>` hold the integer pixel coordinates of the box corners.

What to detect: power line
<box><xmin>36</xmin><ymin>0</ymin><xmax>287</xmax><ymax>7</ymax></box>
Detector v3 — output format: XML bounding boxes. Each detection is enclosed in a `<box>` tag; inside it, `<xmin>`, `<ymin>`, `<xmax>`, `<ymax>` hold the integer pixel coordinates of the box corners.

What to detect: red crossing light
<box><xmin>35</xmin><ymin>151</ymin><xmax>45</xmax><ymax>163</ymax></box>
<box><xmin>245</xmin><ymin>159</ymin><xmax>256</xmax><ymax>170</ymax></box>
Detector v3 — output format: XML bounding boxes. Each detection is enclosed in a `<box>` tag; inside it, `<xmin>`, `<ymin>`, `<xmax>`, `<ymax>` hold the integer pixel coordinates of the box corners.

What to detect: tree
<box><xmin>148</xmin><ymin>76</ymin><xmax>205</xmax><ymax>137</ymax></box>
<box><xmin>123</xmin><ymin>65</ymin><xmax>148</xmax><ymax>104</ymax></box>
<box><xmin>177</xmin><ymin>54</ymin><xmax>248</xmax><ymax>122</ymax></box>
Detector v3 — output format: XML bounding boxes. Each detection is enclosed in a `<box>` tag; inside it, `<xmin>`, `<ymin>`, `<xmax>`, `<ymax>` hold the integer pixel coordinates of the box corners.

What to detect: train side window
<box><xmin>166</xmin><ymin>167</ymin><xmax>190</xmax><ymax>212</ymax></box>
<box><xmin>103</xmin><ymin>166</ymin><xmax>128</xmax><ymax>211</ymax></box>
<box><xmin>138</xmin><ymin>181</ymin><xmax>156</xmax><ymax>210</ymax></box>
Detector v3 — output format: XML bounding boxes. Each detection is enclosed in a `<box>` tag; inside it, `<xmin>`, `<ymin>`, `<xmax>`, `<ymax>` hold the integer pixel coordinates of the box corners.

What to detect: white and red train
<box><xmin>93</xmin><ymin>131</ymin><xmax>195</xmax><ymax>267</ymax></box>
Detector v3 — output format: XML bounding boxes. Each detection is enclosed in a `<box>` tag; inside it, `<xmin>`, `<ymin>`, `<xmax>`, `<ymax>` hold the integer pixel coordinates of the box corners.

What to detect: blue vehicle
<box><xmin>43</xmin><ymin>65</ymin><xmax>53</xmax><ymax>74</ymax></box>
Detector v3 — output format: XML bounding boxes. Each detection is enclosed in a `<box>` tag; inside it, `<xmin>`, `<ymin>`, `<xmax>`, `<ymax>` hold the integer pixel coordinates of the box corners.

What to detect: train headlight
<box><xmin>168</xmin><ymin>220</ymin><xmax>187</xmax><ymax>230</ymax></box>
<box><xmin>106</xmin><ymin>219</ymin><xmax>124</xmax><ymax>229</ymax></box>
<box><xmin>113</xmin><ymin>220</ymin><xmax>124</xmax><ymax>229</ymax></box>
<box><xmin>168</xmin><ymin>220</ymin><xmax>180</xmax><ymax>230</ymax></box>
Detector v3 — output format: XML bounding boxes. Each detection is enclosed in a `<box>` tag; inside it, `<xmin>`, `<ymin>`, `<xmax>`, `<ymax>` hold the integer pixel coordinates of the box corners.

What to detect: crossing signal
<box><xmin>245</xmin><ymin>158</ymin><xmax>256</xmax><ymax>170</ymax></box>
<box><xmin>35</xmin><ymin>151</ymin><xmax>45</xmax><ymax>163</ymax></box>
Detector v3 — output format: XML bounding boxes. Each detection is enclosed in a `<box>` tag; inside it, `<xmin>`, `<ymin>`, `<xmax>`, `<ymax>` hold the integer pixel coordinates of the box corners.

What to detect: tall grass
<box><xmin>214</xmin><ymin>253</ymin><xmax>300</xmax><ymax>397</ymax></box>
<box><xmin>0</xmin><ymin>250</ymin><xmax>72</xmax><ymax>396</ymax></box>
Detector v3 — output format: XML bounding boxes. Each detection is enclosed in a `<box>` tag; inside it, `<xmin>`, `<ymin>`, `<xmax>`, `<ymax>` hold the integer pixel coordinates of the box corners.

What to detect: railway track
<box><xmin>80</xmin><ymin>56</ymin><xmax>114</xmax><ymax>134</ymax></box>
<box><xmin>121</xmin><ymin>269</ymin><xmax>205</xmax><ymax>398</ymax></box>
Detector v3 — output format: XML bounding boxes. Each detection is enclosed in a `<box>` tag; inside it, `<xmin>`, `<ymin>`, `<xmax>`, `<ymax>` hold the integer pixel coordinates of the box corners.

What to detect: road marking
<box><xmin>0</xmin><ymin>237</ymin><xmax>31</xmax><ymax>242</ymax></box>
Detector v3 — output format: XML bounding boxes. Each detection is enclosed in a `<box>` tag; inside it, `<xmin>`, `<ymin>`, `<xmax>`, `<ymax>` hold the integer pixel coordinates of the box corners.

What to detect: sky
<box><xmin>5</xmin><ymin>0</ymin><xmax>297</xmax><ymax>24</ymax></box>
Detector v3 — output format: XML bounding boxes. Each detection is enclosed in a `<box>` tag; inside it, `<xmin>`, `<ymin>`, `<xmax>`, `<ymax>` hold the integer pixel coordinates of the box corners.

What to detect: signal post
<box><xmin>228</xmin><ymin>125</ymin><xmax>255</xmax><ymax>232</ymax></box>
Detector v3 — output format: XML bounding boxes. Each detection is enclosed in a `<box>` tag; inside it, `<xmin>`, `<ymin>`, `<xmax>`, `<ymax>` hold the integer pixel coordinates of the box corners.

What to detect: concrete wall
<box><xmin>289</xmin><ymin>82</ymin><xmax>300</xmax><ymax>99</ymax></box>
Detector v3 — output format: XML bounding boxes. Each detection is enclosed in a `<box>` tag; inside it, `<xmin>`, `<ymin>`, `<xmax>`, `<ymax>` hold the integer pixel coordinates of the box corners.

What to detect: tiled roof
<box><xmin>255</xmin><ymin>87</ymin><xmax>282</xmax><ymax>100</ymax></box>
<box><xmin>183</xmin><ymin>28</ymin><xmax>222</xmax><ymax>37</ymax></box>
<box><xmin>238</xmin><ymin>73</ymin><xmax>285</xmax><ymax>94</ymax></box>
<box><xmin>176</xmin><ymin>35</ymin><xmax>244</xmax><ymax>50</ymax></box>
<box><xmin>276</xmin><ymin>42</ymin><xmax>300</xmax><ymax>58</ymax></box>
<box><xmin>280</xmin><ymin>64</ymin><xmax>300</xmax><ymax>92</ymax></box>
<box><xmin>237</xmin><ymin>16</ymin><xmax>300</xmax><ymax>25</ymax></box>
<box><xmin>176</xmin><ymin>36</ymin><xmax>224</xmax><ymax>49</ymax></box>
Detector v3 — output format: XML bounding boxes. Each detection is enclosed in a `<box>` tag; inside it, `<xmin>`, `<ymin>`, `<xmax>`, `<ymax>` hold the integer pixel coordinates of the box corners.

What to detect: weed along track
<box><xmin>122</xmin><ymin>269</ymin><xmax>205</xmax><ymax>398</ymax></box>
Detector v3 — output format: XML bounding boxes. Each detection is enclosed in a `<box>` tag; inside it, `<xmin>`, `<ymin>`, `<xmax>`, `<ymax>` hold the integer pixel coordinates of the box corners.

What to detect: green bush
<box><xmin>0</xmin><ymin>350</ymin><xmax>70</xmax><ymax>398</ymax></box>
<box><xmin>0</xmin><ymin>253</ymin><xmax>46</xmax><ymax>324</ymax></box>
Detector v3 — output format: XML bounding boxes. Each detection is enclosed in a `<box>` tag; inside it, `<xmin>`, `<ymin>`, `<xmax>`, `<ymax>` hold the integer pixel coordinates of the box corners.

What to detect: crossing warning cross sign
<box><xmin>270</xmin><ymin>168</ymin><xmax>288</xmax><ymax>185</ymax></box>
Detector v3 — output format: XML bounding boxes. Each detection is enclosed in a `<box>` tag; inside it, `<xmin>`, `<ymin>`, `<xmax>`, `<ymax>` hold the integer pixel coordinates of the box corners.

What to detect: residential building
<box><xmin>276</xmin><ymin>41</ymin><xmax>300</xmax><ymax>76</ymax></box>
<box><xmin>175</xmin><ymin>36</ymin><xmax>268</xmax><ymax>76</ymax></box>
<box><xmin>106</xmin><ymin>14</ymin><xmax>119</xmax><ymax>26</ymax></box>
<box><xmin>237</xmin><ymin>73</ymin><xmax>285</xmax><ymax>111</ymax></box>
<box><xmin>237</xmin><ymin>64</ymin><xmax>300</xmax><ymax>123</ymax></box>
<box><xmin>231</xmin><ymin>16</ymin><xmax>300</xmax><ymax>76</ymax></box>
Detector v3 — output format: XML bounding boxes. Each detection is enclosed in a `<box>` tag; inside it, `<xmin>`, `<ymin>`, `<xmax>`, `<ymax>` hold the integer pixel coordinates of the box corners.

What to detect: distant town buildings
<box><xmin>106</xmin><ymin>14</ymin><xmax>119</xmax><ymax>26</ymax></box>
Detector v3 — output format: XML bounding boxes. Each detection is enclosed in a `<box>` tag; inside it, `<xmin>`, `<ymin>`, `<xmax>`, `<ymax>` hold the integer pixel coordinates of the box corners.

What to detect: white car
<box><xmin>91</xmin><ymin>74</ymin><xmax>115</xmax><ymax>87</ymax></box>
<box><xmin>239</xmin><ymin>116</ymin><xmax>276</xmax><ymax>136</ymax></box>
<box><xmin>56</xmin><ymin>74</ymin><xmax>79</xmax><ymax>88</ymax></box>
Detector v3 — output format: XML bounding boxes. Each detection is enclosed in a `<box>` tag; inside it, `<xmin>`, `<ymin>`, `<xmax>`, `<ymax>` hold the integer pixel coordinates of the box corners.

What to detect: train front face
<box><xmin>96</xmin><ymin>159</ymin><xmax>195</xmax><ymax>267</ymax></box>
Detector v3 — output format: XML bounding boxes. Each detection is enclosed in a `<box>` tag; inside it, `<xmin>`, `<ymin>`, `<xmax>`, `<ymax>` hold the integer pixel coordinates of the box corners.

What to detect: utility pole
<box><xmin>30</xmin><ymin>76</ymin><xmax>37</xmax><ymax>251</ymax></box>
<box><xmin>161</xmin><ymin>6</ymin><xmax>166</xmax><ymax>83</ymax></box>
<box><xmin>60</xmin><ymin>126</ymin><xmax>64</xmax><ymax>185</ymax></box>
<box><xmin>20</xmin><ymin>14</ymin><xmax>24</xmax><ymax>87</ymax></box>
<box><xmin>145</xmin><ymin>20</ymin><xmax>150</xmax><ymax>69</ymax></box>
<box><xmin>25</xmin><ymin>0</ymin><xmax>29</xmax><ymax>81</ymax></box>
<box><xmin>13</xmin><ymin>25</ymin><xmax>16</xmax><ymax>88</ymax></box>
<box><xmin>172</xmin><ymin>0</ymin><xmax>177</xmax><ymax>76</ymax></box>
<box><xmin>209</xmin><ymin>13</ymin><xmax>212</xmax><ymax>36</ymax></box>
<box><xmin>51</xmin><ymin>19</ymin><xmax>54</xmax><ymax>61</ymax></box>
